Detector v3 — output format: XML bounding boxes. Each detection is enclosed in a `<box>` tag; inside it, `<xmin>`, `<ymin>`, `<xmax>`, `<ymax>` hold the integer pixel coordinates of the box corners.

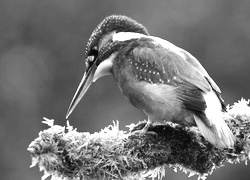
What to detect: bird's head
<box><xmin>66</xmin><ymin>15</ymin><xmax>149</xmax><ymax>118</ymax></box>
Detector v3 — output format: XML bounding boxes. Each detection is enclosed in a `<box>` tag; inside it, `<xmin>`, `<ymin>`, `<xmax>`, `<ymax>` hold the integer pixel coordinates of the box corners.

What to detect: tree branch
<box><xmin>28</xmin><ymin>99</ymin><xmax>250</xmax><ymax>180</ymax></box>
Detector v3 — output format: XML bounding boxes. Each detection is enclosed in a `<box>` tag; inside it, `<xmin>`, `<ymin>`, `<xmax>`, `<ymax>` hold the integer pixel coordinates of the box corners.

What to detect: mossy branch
<box><xmin>28</xmin><ymin>99</ymin><xmax>250</xmax><ymax>180</ymax></box>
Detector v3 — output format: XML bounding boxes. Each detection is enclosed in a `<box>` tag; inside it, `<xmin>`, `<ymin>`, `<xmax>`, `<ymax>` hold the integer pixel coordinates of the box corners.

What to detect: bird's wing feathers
<box><xmin>179</xmin><ymin>48</ymin><xmax>221</xmax><ymax>93</ymax></box>
<box><xmin>131</xmin><ymin>37</ymin><xmax>211</xmax><ymax>91</ymax></box>
<box><xmin>130</xmin><ymin>37</ymin><xmax>216</xmax><ymax>113</ymax></box>
<box><xmin>179</xmin><ymin>48</ymin><xmax>226</xmax><ymax>111</ymax></box>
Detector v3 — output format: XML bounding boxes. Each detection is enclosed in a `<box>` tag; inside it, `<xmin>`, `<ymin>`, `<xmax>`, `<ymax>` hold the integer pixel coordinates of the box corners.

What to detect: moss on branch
<box><xmin>28</xmin><ymin>99</ymin><xmax>250</xmax><ymax>180</ymax></box>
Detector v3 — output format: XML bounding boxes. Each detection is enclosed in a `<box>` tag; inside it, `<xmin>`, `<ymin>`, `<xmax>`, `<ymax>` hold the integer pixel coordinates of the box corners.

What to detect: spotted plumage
<box><xmin>129</xmin><ymin>54</ymin><xmax>166</xmax><ymax>84</ymax></box>
<box><xmin>67</xmin><ymin>15</ymin><xmax>235</xmax><ymax>149</ymax></box>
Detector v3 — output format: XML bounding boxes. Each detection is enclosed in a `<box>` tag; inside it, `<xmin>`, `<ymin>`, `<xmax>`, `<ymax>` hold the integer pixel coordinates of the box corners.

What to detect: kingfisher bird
<box><xmin>66</xmin><ymin>15</ymin><xmax>235</xmax><ymax>148</ymax></box>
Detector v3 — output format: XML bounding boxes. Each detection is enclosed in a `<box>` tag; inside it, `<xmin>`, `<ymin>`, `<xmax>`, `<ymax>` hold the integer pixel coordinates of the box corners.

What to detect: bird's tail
<box><xmin>194</xmin><ymin>114</ymin><xmax>235</xmax><ymax>148</ymax></box>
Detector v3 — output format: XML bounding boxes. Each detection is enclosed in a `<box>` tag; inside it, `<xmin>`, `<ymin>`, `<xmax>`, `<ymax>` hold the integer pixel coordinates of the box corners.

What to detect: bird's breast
<box><xmin>112</xmin><ymin>58</ymin><xmax>183</xmax><ymax>122</ymax></box>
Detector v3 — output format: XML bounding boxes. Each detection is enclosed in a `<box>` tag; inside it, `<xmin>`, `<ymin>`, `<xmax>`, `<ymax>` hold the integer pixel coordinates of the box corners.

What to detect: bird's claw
<box><xmin>129</xmin><ymin>123</ymin><xmax>158</xmax><ymax>137</ymax></box>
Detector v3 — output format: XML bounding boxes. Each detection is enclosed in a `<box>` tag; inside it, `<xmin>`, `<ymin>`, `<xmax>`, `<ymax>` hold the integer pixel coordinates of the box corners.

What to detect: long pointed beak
<box><xmin>66</xmin><ymin>65</ymin><xmax>96</xmax><ymax>119</ymax></box>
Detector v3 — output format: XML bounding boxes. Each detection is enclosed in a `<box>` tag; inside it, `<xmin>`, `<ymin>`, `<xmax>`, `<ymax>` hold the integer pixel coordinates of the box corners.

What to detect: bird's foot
<box><xmin>129</xmin><ymin>122</ymin><xmax>157</xmax><ymax>136</ymax></box>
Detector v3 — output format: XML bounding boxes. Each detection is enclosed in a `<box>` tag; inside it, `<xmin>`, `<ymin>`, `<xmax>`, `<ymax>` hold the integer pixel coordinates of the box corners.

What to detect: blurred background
<box><xmin>0</xmin><ymin>0</ymin><xmax>249</xmax><ymax>179</ymax></box>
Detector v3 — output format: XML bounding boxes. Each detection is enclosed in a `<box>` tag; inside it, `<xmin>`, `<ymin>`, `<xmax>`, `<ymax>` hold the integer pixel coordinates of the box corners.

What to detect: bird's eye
<box><xmin>88</xmin><ymin>46</ymin><xmax>98</xmax><ymax>57</ymax></box>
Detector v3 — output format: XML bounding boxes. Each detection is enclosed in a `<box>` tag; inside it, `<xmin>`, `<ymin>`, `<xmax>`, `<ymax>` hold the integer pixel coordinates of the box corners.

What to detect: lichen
<box><xmin>28</xmin><ymin>99</ymin><xmax>250</xmax><ymax>180</ymax></box>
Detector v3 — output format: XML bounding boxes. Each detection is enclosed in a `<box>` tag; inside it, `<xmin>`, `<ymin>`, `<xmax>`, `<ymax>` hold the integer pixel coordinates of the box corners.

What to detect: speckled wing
<box><xmin>130</xmin><ymin>38</ymin><xmax>212</xmax><ymax>90</ymax></box>
<box><xmin>129</xmin><ymin>37</ymin><xmax>213</xmax><ymax>112</ymax></box>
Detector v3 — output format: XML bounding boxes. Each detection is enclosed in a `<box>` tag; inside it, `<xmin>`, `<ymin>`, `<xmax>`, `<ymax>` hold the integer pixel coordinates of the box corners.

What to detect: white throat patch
<box><xmin>93</xmin><ymin>53</ymin><xmax>117</xmax><ymax>82</ymax></box>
